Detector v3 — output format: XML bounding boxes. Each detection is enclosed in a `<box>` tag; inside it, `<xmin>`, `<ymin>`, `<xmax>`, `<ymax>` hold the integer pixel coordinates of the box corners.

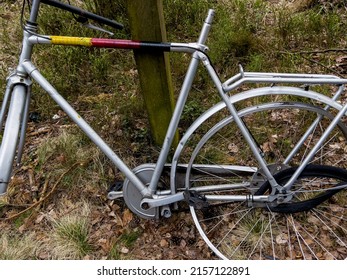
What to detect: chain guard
<box><xmin>123</xmin><ymin>165</ymin><xmax>159</xmax><ymax>219</ymax></box>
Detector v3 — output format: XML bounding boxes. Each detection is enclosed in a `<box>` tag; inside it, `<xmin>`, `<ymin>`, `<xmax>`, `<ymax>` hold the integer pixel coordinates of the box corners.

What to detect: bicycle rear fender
<box><xmin>169</xmin><ymin>86</ymin><xmax>346</xmax><ymax>194</ymax></box>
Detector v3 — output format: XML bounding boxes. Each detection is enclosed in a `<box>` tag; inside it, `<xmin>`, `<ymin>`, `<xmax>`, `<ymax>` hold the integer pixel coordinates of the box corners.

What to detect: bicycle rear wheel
<box><xmin>186</xmin><ymin>101</ymin><xmax>347</xmax><ymax>259</ymax></box>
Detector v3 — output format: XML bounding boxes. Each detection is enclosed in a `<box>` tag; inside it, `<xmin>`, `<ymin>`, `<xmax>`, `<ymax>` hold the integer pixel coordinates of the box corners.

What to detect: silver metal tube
<box><xmin>0</xmin><ymin>85</ymin><xmax>26</xmax><ymax>194</ymax></box>
<box><xmin>22</xmin><ymin>61</ymin><xmax>150</xmax><ymax>196</ymax></box>
<box><xmin>223</xmin><ymin>71</ymin><xmax>342</xmax><ymax>87</ymax></box>
<box><xmin>157</xmin><ymin>182</ymin><xmax>251</xmax><ymax>195</ymax></box>
<box><xmin>170</xmin><ymin>43</ymin><xmax>201</xmax><ymax>53</ymax></box>
<box><xmin>148</xmin><ymin>54</ymin><xmax>200</xmax><ymax>194</ymax></box>
<box><xmin>241</xmin><ymin>72</ymin><xmax>340</xmax><ymax>79</ymax></box>
<box><xmin>223</xmin><ymin>75</ymin><xmax>347</xmax><ymax>92</ymax></box>
<box><xmin>0</xmin><ymin>83</ymin><xmax>11</xmax><ymax>129</ymax></box>
<box><xmin>202</xmin><ymin>56</ymin><xmax>280</xmax><ymax>189</ymax></box>
<box><xmin>190</xmin><ymin>183</ymin><xmax>251</xmax><ymax>192</ymax></box>
<box><xmin>284</xmin><ymin>85</ymin><xmax>345</xmax><ymax>164</ymax></box>
<box><xmin>28</xmin><ymin>0</ymin><xmax>41</xmax><ymax>23</ymax></box>
<box><xmin>283</xmin><ymin>100</ymin><xmax>347</xmax><ymax>191</ymax></box>
<box><xmin>148</xmin><ymin>9</ymin><xmax>215</xmax><ymax>194</ymax></box>
<box><xmin>17</xmin><ymin>86</ymin><xmax>32</xmax><ymax>164</ymax></box>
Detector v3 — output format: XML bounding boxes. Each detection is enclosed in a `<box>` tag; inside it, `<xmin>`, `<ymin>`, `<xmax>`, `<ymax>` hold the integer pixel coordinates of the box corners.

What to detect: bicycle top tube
<box><xmin>27</xmin><ymin>34</ymin><xmax>207</xmax><ymax>54</ymax></box>
<box><xmin>24</xmin><ymin>0</ymin><xmax>209</xmax><ymax>55</ymax></box>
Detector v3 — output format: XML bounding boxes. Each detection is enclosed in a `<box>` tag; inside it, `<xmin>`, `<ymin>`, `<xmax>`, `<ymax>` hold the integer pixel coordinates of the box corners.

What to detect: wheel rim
<box><xmin>186</xmin><ymin>102</ymin><xmax>347</xmax><ymax>259</ymax></box>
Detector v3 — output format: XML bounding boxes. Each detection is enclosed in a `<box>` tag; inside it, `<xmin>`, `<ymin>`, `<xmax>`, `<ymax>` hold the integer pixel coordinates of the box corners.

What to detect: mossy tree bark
<box><xmin>93</xmin><ymin>0</ymin><xmax>178</xmax><ymax>146</ymax></box>
<box><xmin>126</xmin><ymin>0</ymin><xmax>178</xmax><ymax>146</ymax></box>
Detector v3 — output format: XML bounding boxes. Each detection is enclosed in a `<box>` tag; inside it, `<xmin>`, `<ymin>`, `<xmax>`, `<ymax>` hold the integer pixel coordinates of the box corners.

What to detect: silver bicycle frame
<box><xmin>2</xmin><ymin>0</ymin><xmax>347</xmax><ymax>208</ymax></box>
<box><xmin>0</xmin><ymin>0</ymin><xmax>216</xmax><ymax>200</ymax></box>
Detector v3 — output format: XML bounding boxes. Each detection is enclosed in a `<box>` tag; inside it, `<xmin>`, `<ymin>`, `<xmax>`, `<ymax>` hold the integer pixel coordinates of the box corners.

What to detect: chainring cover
<box><xmin>123</xmin><ymin>164</ymin><xmax>159</xmax><ymax>219</ymax></box>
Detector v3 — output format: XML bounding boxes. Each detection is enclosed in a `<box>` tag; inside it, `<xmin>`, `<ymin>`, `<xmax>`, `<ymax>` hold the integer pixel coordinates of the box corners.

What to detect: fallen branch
<box><xmin>0</xmin><ymin>161</ymin><xmax>87</xmax><ymax>221</ymax></box>
<box><xmin>279</xmin><ymin>50</ymin><xmax>346</xmax><ymax>77</ymax></box>
<box><xmin>287</xmin><ymin>48</ymin><xmax>347</xmax><ymax>55</ymax></box>
<box><xmin>300</xmin><ymin>55</ymin><xmax>344</xmax><ymax>77</ymax></box>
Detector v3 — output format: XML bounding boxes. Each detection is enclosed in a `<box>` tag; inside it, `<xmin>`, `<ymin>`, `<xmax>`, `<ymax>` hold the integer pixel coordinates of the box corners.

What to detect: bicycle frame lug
<box><xmin>7</xmin><ymin>74</ymin><xmax>32</xmax><ymax>89</ymax></box>
<box><xmin>277</xmin><ymin>193</ymin><xmax>293</xmax><ymax>203</ymax></box>
<box><xmin>198</xmin><ymin>52</ymin><xmax>210</xmax><ymax>66</ymax></box>
<box><xmin>198</xmin><ymin>44</ymin><xmax>209</xmax><ymax>53</ymax></box>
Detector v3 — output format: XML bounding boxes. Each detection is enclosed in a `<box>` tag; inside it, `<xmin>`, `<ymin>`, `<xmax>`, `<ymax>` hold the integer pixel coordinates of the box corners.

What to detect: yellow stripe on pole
<box><xmin>50</xmin><ymin>36</ymin><xmax>92</xmax><ymax>46</ymax></box>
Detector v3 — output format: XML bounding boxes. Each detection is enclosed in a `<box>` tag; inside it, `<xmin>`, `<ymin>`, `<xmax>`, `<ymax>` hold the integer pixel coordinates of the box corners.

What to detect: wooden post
<box><xmin>126</xmin><ymin>0</ymin><xmax>178</xmax><ymax>146</ymax></box>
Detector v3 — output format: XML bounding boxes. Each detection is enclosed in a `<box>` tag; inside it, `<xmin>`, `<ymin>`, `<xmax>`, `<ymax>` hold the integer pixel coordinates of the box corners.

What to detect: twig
<box><xmin>35</xmin><ymin>178</ymin><xmax>49</xmax><ymax>211</ymax></box>
<box><xmin>279</xmin><ymin>50</ymin><xmax>346</xmax><ymax>78</ymax></box>
<box><xmin>279</xmin><ymin>49</ymin><xmax>347</xmax><ymax>55</ymax></box>
<box><xmin>300</xmin><ymin>55</ymin><xmax>345</xmax><ymax>78</ymax></box>
<box><xmin>0</xmin><ymin>161</ymin><xmax>85</xmax><ymax>221</ymax></box>
<box><xmin>27</xmin><ymin>128</ymin><xmax>51</xmax><ymax>137</ymax></box>
<box><xmin>299</xmin><ymin>49</ymin><xmax>347</xmax><ymax>54</ymax></box>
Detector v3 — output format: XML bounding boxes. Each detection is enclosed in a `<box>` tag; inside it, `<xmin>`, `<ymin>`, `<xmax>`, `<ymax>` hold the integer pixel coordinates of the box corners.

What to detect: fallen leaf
<box><xmin>228</xmin><ymin>143</ymin><xmax>239</xmax><ymax>153</ymax></box>
<box><xmin>160</xmin><ymin>239</ymin><xmax>169</xmax><ymax>247</ymax></box>
<box><xmin>122</xmin><ymin>209</ymin><xmax>133</xmax><ymax>225</ymax></box>
<box><xmin>108</xmin><ymin>211</ymin><xmax>117</xmax><ymax>218</ymax></box>
<box><xmin>276</xmin><ymin>233</ymin><xmax>288</xmax><ymax>245</ymax></box>
<box><xmin>120</xmin><ymin>247</ymin><xmax>129</xmax><ymax>254</ymax></box>
<box><xmin>35</xmin><ymin>213</ymin><xmax>45</xmax><ymax>224</ymax></box>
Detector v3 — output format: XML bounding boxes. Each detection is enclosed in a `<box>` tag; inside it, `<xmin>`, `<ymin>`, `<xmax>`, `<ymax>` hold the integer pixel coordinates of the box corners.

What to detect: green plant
<box><xmin>119</xmin><ymin>230</ymin><xmax>141</xmax><ymax>247</ymax></box>
<box><xmin>108</xmin><ymin>229</ymin><xmax>141</xmax><ymax>260</ymax></box>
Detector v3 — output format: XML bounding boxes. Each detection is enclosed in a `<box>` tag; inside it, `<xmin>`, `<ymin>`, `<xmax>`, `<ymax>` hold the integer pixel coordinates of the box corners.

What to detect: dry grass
<box><xmin>0</xmin><ymin>233</ymin><xmax>40</xmax><ymax>259</ymax></box>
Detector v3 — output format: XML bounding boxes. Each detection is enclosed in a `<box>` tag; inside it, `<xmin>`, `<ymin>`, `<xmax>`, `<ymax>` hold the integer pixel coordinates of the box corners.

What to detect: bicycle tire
<box><xmin>0</xmin><ymin>85</ymin><xmax>27</xmax><ymax>195</ymax></box>
<box><xmin>185</xmin><ymin>101</ymin><xmax>347</xmax><ymax>259</ymax></box>
<box><xmin>255</xmin><ymin>165</ymin><xmax>347</xmax><ymax>213</ymax></box>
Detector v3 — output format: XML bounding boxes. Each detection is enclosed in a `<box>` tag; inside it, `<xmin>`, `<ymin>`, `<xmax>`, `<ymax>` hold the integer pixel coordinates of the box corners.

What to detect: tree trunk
<box><xmin>126</xmin><ymin>0</ymin><xmax>178</xmax><ymax>146</ymax></box>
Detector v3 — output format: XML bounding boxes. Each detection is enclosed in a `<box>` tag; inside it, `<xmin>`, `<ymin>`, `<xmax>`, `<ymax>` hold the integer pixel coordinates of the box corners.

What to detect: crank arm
<box><xmin>141</xmin><ymin>192</ymin><xmax>185</xmax><ymax>209</ymax></box>
<box><xmin>107</xmin><ymin>191</ymin><xmax>123</xmax><ymax>200</ymax></box>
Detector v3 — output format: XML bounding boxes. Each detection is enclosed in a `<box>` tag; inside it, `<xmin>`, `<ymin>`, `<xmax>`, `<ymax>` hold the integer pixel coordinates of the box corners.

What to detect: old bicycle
<box><xmin>1</xmin><ymin>0</ymin><xmax>347</xmax><ymax>259</ymax></box>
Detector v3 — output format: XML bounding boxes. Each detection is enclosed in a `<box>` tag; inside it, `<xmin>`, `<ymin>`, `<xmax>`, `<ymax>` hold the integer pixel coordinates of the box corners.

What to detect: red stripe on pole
<box><xmin>91</xmin><ymin>38</ymin><xmax>141</xmax><ymax>49</ymax></box>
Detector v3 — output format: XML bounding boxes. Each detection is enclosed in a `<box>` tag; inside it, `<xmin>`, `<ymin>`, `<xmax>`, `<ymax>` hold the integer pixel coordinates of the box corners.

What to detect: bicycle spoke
<box><xmin>312</xmin><ymin>209</ymin><xmax>347</xmax><ymax>248</ymax></box>
<box><xmin>287</xmin><ymin>215</ymin><xmax>311</xmax><ymax>259</ymax></box>
<box><xmin>185</xmin><ymin>102</ymin><xmax>347</xmax><ymax>259</ymax></box>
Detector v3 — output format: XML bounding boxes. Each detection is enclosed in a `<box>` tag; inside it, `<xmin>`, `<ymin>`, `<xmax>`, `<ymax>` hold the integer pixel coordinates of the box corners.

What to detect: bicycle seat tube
<box><xmin>147</xmin><ymin>9</ymin><xmax>215</xmax><ymax>195</ymax></box>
